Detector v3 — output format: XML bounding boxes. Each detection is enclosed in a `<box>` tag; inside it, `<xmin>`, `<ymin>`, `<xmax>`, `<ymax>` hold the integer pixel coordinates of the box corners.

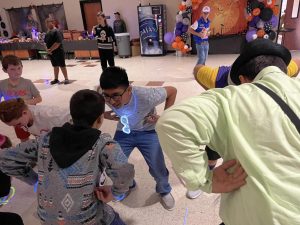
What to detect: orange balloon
<box><xmin>273</xmin><ymin>6</ymin><xmax>280</xmax><ymax>16</ymax></box>
<box><xmin>175</xmin><ymin>36</ymin><xmax>182</xmax><ymax>42</ymax></box>
<box><xmin>257</xmin><ymin>29</ymin><xmax>265</xmax><ymax>38</ymax></box>
<box><xmin>172</xmin><ymin>42</ymin><xmax>178</xmax><ymax>49</ymax></box>
<box><xmin>265</xmin><ymin>0</ymin><xmax>275</xmax><ymax>8</ymax></box>
<box><xmin>252</xmin><ymin>8</ymin><xmax>261</xmax><ymax>16</ymax></box>
<box><xmin>179</xmin><ymin>4</ymin><xmax>186</xmax><ymax>11</ymax></box>
<box><xmin>178</xmin><ymin>41</ymin><xmax>185</xmax><ymax>50</ymax></box>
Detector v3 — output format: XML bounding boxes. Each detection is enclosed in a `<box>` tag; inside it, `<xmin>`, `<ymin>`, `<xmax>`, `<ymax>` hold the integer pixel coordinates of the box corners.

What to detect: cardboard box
<box><xmin>131</xmin><ymin>45</ymin><xmax>140</xmax><ymax>57</ymax></box>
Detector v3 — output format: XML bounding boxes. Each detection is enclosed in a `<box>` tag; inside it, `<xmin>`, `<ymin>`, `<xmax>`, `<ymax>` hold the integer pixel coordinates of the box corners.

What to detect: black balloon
<box><xmin>260</xmin><ymin>8</ymin><xmax>273</xmax><ymax>21</ymax></box>
<box><xmin>1</xmin><ymin>22</ymin><xmax>6</xmax><ymax>29</ymax></box>
<box><xmin>268</xmin><ymin>30</ymin><xmax>276</xmax><ymax>40</ymax></box>
<box><xmin>249</xmin><ymin>0</ymin><xmax>260</xmax><ymax>10</ymax></box>
<box><xmin>3</xmin><ymin>30</ymin><xmax>8</xmax><ymax>37</ymax></box>
<box><xmin>258</xmin><ymin>2</ymin><xmax>265</xmax><ymax>10</ymax></box>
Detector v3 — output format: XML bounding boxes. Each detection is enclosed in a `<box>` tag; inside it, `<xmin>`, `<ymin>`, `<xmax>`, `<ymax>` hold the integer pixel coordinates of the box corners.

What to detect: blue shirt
<box><xmin>110</xmin><ymin>86</ymin><xmax>167</xmax><ymax>132</ymax></box>
<box><xmin>191</xmin><ymin>17</ymin><xmax>210</xmax><ymax>44</ymax></box>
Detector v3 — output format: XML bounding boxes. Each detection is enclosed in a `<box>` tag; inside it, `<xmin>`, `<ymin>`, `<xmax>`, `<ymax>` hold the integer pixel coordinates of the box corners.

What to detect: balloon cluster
<box><xmin>164</xmin><ymin>0</ymin><xmax>203</xmax><ymax>54</ymax></box>
<box><xmin>245</xmin><ymin>0</ymin><xmax>279</xmax><ymax>42</ymax></box>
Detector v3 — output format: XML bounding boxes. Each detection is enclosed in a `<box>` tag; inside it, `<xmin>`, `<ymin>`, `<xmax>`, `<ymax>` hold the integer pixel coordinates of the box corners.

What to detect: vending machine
<box><xmin>137</xmin><ymin>4</ymin><xmax>167</xmax><ymax>56</ymax></box>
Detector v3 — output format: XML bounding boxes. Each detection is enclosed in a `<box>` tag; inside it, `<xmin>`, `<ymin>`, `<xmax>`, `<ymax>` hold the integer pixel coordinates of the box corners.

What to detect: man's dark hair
<box><xmin>70</xmin><ymin>89</ymin><xmax>105</xmax><ymax>126</ymax></box>
<box><xmin>100</xmin><ymin>66</ymin><xmax>129</xmax><ymax>89</ymax></box>
<box><xmin>237</xmin><ymin>55</ymin><xmax>287</xmax><ymax>81</ymax></box>
<box><xmin>2</xmin><ymin>55</ymin><xmax>22</xmax><ymax>70</ymax></box>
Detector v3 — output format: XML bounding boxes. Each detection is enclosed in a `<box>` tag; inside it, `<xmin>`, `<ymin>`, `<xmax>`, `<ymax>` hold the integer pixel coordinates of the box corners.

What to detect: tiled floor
<box><xmin>0</xmin><ymin>51</ymin><xmax>299</xmax><ymax>225</ymax></box>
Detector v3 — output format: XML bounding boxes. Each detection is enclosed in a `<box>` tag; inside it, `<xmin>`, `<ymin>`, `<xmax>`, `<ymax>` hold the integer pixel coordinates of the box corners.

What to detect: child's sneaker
<box><xmin>186</xmin><ymin>189</ymin><xmax>202</xmax><ymax>199</ymax></box>
<box><xmin>112</xmin><ymin>180</ymin><xmax>136</xmax><ymax>202</ymax></box>
<box><xmin>50</xmin><ymin>79</ymin><xmax>59</xmax><ymax>85</ymax></box>
<box><xmin>161</xmin><ymin>192</ymin><xmax>175</xmax><ymax>210</ymax></box>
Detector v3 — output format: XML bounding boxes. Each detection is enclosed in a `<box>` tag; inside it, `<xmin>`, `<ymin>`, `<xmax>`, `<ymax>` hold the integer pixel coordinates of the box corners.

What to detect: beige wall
<box><xmin>0</xmin><ymin>0</ymin><xmax>179</xmax><ymax>39</ymax></box>
<box><xmin>0</xmin><ymin>0</ymin><xmax>84</xmax><ymax>31</ymax></box>
<box><xmin>102</xmin><ymin>0</ymin><xmax>178</xmax><ymax>39</ymax></box>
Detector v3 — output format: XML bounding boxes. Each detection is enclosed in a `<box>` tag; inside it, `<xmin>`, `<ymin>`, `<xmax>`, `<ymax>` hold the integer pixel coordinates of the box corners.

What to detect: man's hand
<box><xmin>104</xmin><ymin>111</ymin><xmax>119</xmax><ymax>121</ymax></box>
<box><xmin>95</xmin><ymin>185</ymin><xmax>113</xmax><ymax>203</ymax></box>
<box><xmin>46</xmin><ymin>48</ymin><xmax>52</xmax><ymax>55</ymax></box>
<box><xmin>212</xmin><ymin>159</ymin><xmax>247</xmax><ymax>193</ymax></box>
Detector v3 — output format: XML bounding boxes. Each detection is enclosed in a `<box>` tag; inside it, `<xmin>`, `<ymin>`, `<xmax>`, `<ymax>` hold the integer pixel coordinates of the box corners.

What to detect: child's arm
<box><xmin>163</xmin><ymin>86</ymin><xmax>177</xmax><ymax>110</ymax></box>
<box><xmin>25</xmin><ymin>81</ymin><xmax>42</xmax><ymax>105</ymax></box>
<box><xmin>99</xmin><ymin>134</ymin><xmax>134</xmax><ymax>197</ymax></box>
<box><xmin>0</xmin><ymin>139</ymin><xmax>39</xmax><ymax>185</ymax></box>
<box><xmin>25</xmin><ymin>95</ymin><xmax>42</xmax><ymax>105</ymax></box>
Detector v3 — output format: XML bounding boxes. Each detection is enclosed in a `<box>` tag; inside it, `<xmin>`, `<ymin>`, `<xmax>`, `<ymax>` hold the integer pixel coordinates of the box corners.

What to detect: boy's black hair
<box><xmin>70</xmin><ymin>89</ymin><xmax>105</xmax><ymax>126</ymax></box>
<box><xmin>100</xmin><ymin>66</ymin><xmax>129</xmax><ymax>90</ymax></box>
<box><xmin>237</xmin><ymin>55</ymin><xmax>287</xmax><ymax>81</ymax></box>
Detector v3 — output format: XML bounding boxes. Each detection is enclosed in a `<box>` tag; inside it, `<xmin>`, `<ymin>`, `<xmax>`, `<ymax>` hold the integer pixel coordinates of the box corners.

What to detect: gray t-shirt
<box><xmin>111</xmin><ymin>86</ymin><xmax>167</xmax><ymax>131</ymax></box>
<box><xmin>0</xmin><ymin>77</ymin><xmax>40</xmax><ymax>101</ymax></box>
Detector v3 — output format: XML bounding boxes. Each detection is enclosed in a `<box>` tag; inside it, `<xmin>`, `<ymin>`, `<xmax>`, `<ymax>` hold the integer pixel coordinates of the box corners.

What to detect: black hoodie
<box><xmin>49</xmin><ymin>123</ymin><xmax>101</xmax><ymax>168</ymax></box>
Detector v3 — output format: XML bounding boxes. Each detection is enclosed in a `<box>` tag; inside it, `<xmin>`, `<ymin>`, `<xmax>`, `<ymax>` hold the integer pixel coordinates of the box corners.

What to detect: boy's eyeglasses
<box><xmin>102</xmin><ymin>88</ymin><xmax>127</xmax><ymax>102</ymax></box>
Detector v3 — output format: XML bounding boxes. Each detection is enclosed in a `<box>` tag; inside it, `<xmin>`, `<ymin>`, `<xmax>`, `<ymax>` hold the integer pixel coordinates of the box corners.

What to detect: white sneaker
<box><xmin>186</xmin><ymin>189</ymin><xmax>202</xmax><ymax>199</ymax></box>
<box><xmin>161</xmin><ymin>193</ymin><xmax>175</xmax><ymax>211</ymax></box>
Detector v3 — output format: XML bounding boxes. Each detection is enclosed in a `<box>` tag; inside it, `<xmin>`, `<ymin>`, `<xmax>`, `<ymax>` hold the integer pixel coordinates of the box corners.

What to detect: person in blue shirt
<box><xmin>188</xmin><ymin>6</ymin><xmax>211</xmax><ymax>65</ymax></box>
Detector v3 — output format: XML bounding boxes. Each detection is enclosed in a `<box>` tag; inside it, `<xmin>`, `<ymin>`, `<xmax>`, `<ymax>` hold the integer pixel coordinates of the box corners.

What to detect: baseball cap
<box><xmin>202</xmin><ymin>6</ymin><xmax>211</xmax><ymax>13</ymax></box>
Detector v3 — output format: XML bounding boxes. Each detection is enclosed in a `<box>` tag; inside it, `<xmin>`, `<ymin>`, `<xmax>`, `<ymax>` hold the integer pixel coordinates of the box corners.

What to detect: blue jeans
<box><xmin>196</xmin><ymin>42</ymin><xmax>209</xmax><ymax>65</ymax></box>
<box><xmin>110</xmin><ymin>212</ymin><xmax>126</xmax><ymax>225</ymax></box>
<box><xmin>114</xmin><ymin>130</ymin><xmax>171</xmax><ymax>195</ymax></box>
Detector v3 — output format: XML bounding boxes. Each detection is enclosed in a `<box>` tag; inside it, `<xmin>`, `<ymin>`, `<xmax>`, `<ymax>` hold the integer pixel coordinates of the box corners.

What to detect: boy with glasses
<box><xmin>99</xmin><ymin>66</ymin><xmax>177</xmax><ymax>210</ymax></box>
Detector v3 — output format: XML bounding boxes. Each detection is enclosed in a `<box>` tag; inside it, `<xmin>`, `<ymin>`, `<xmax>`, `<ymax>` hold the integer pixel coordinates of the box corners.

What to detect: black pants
<box><xmin>98</xmin><ymin>49</ymin><xmax>115</xmax><ymax>71</ymax></box>
<box><xmin>206</xmin><ymin>146</ymin><xmax>221</xmax><ymax>160</ymax></box>
<box><xmin>0</xmin><ymin>170</ymin><xmax>11</xmax><ymax>197</ymax></box>
<box><xmin>49</xmin><ymin>49</ymin><xmax>66</xmax><ymax>67</ymax></box>
<box><xmin>0</xmin><ymin>212</ymin><xmax>24</xmax><ymax>225</ymax></box>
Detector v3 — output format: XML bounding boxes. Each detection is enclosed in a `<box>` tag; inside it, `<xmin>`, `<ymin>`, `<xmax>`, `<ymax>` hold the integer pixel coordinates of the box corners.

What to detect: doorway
<box><xmin>80</xmin><ymin>0</ymin><xmax>102</xmax><ymax>33</ymax></box>
<box><xmin>278</xmin><ymin>0</ymin><xmax>300</xmax><ymax>50</ymax></box>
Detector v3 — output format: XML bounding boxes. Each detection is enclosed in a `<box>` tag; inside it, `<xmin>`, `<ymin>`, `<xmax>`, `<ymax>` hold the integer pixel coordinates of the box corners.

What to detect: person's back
<box><xmin>210</xmin><ymin>68</ymin><xmax>300</xmax><ymax>224</ymax></box>
<box><xmin>156</xmin><ymin>39</ymin><xmax>300</xmax><ymax>224</ymax></box>
<box><xmin>37</xmin><ymin>129</ymin><xmax>129</xmax><ymax>224</ymax></box>
<box><xmin>0</xmin><ymin>89</ymin><xmax>134</xmax><ymax>225</ymax></box>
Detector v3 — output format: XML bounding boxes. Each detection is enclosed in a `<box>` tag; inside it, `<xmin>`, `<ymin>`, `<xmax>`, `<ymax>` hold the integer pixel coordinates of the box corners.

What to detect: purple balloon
<box><xmin>176</xmin><ymin>22</ymin><xmax>183</xmax><ymax>30</ymax></box>
<box><xmin>269</xmin><ymin>15</ymin><xmax>278</xmax><ymax>28</ymax></box>
<box><xmin>182</xmin><ymin>25</ymin><xmax>188</xmax><ymax>33</ymax></box>
<box><xmin>175</xmin><ymin>29</ymin><xmax>182</xmax><ymax>36</ymax></box>
<box><xmin>246</xmin><ymin>29</ymin><xmax>257</xmax><ymax>42</ymax></box>
<box><xmin>164</xmin><ymin>32</ymin><xmax>175</xmax><ymax>44</ymax></box>
<box><xmin>249</xmin><ymin>16</ymin><xmax>260</xmax><ymax>27</ymax></box>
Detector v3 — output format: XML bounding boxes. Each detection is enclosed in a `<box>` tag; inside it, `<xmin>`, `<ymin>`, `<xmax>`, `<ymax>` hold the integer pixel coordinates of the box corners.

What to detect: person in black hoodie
<box><xmin>0</xmin><ymin>134</ymin><xmax>24</xmax><ymax>225</ymax></box>
<box><xmin>93</xmin><ymin>12</ymin><xmax>116</xmax><ymax>71</ymax></box>
<box><xmin>0</xmin><ymin>89</ymin><xmax>134</xmax><ymax>225</ymax></box>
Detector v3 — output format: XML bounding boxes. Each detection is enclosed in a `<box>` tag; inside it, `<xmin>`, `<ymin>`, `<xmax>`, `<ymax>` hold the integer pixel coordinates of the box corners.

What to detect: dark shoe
<box><xmin>63</xmin><ymin>79</ymin><xmax>70</xmax><ymax>85</ymax></box>
<box><xmin>50</xmin><ymin>79</ymin><xmax>59</xmax><ymax>85</ymax></box>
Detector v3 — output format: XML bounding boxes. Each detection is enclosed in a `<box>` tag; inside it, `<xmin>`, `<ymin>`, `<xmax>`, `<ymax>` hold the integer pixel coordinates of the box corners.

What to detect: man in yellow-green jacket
<box><xmin>156</xmin><ymin>39</ymin><xmax>300</xmax><ymax>225</ymax></box>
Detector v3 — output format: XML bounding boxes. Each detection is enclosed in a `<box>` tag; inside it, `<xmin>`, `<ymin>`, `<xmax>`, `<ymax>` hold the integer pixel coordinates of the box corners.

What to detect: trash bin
<box><xmin>115</xmin><ymin>33</ymin><xmax>131</xmax><ymax>58</ymax></box>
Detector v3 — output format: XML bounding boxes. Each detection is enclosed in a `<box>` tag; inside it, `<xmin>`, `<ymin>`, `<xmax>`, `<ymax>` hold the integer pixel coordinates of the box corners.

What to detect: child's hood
<box><xmin>49</xmin><ymin>123</ymin><xmax>101</xmax><ymax>168</ymax></box>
